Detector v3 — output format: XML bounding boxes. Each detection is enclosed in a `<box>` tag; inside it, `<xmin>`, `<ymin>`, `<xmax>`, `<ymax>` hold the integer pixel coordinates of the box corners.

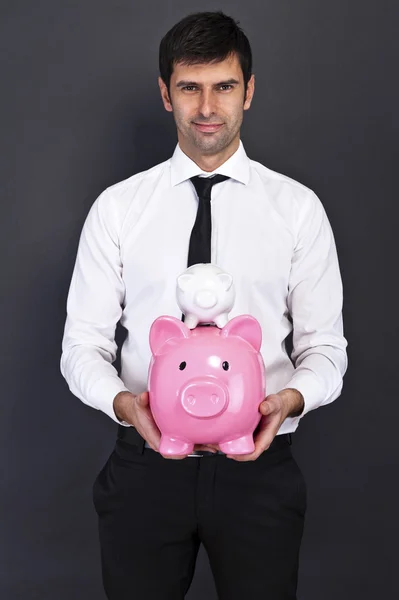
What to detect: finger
<box><xmin>194</xmin><ymin>444</ymin><xmax>218</xmax><ymax>453</ymax></box>
<box><xmin>134</xmin><ymin>393</ymin><xmax>162</xmax><ymax>451</ymax></box>
<box><xmin>138</xmin><ymin>419</ymin><xmax>161</xmax><ymax>452</ymax></box>
<box><xmin>227</xmin><ymin>443</ymin><xmax>267</xmax><ymax>461</ymax></box>
<box><xmin>259</xmin><ymin>396</ymin><xmax>279</xmax><ymax>416</ymax></box>
<box><xmin>226</xmin><ymin>445</ymin><xmax>260</xmax><ymax>461</ymax></box>
<box><xmin>144</xmin><ymin>431</ymin><xmax>161</xmax><ymax>452</ymax></box>
<box><xmin>226</xmin><ymin>441</ymin><xmax>265</xmax><ymax>461</ymax></box>
<box><xmin>227</xmin><ymin>427</ymin><xmax>275</xmax><ymax>461</ymax></box>
<box><xmin>226</xmin><ymin>452</ymin><xmax>260</xmax><ymax>461</ymax></box>
<box><xmin>254</xmin><ymin>427</ymin><xmax>274</xmax><ymax>448</ymax></box>
<box><xmin>206</xmin><ymin>444</ymin><xmax>220</xmax><ymax>451</ymax></box>
<box><xmin>228</xmin><ymin>435</ymin><xmax>265</xmax><ymax>460</ymax></box>
<box><xmin>162</xmin><ymin>453</ymin><xmax>187</xmax><ymax>460</ymax></box>
<box><xmin>136</xmin><ymin>391</ymin><xmax>150</xmax><ymax>407</ymax></box>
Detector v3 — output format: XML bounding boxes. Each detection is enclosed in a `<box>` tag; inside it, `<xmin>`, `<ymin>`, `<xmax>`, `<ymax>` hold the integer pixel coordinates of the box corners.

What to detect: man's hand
<box><xmin>113</xmin><ymin>391</ymin><xmax>219</xmax><ymax>460</ymax></box>
<box><xmin>114</xmin><ymin>391</ymin><xmax>163</xmax><ymax>452</ymax></box>
<box><xmin>225</xmin><ymin>388</ymin><xmax>304</xmax><ymax>462</ymax></box>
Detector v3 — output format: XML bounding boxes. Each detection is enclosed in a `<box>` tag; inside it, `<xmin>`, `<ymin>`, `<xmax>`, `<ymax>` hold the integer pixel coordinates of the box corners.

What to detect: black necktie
<box><xmin>187</xmin><ymin>174</ymin><xmax>230</xmax><ymax>267</ymax></box>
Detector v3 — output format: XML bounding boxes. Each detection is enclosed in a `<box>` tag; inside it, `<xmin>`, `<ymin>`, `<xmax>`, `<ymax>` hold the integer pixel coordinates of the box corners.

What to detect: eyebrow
<box><xmin>175</xmin><ymin>78</ymin><xmax>240</xmax><ymax>88</ymax></box>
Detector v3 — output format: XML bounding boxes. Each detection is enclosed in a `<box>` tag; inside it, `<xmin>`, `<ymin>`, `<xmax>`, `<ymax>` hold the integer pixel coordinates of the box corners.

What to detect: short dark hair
<box><xmin>159</xmin><ymin>11</ymin><xmax>252</xmax><ymax>95</ymax></box>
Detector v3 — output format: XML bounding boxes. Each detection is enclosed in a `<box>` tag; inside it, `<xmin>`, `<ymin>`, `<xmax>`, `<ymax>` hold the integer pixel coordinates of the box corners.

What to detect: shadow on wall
<box><xmin>108</xmin><ymin>87</ymin><xmax>176</xmax><ymax>184</ymax></box>
<box><xmin>131</xmin><ymin>95</ymin><xmax>177</xmax><ymax>173</ymax></box>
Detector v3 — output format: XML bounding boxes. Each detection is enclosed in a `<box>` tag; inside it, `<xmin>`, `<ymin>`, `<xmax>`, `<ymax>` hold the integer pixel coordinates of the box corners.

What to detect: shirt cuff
<box><xmin>283</xmin><ymin>372</ymin><xmax>325</xmax><ymax>418</ymax></box>
<box><xmin>89</xmin><ymin>376</ymin><xmax>132</xmax><ymax>426</ymax></box>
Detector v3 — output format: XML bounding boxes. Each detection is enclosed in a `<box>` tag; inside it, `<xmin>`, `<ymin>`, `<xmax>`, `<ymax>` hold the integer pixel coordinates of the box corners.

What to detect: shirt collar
<box><xmin>170</xmin><ymin>139</ymin><xmax>251</xmax><ymax>187</ymax></box>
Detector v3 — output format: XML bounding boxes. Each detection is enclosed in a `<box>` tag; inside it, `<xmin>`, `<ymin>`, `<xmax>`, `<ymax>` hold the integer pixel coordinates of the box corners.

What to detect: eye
<box><xmin>179</xmin><ymin>361</ymin><xmax>187</xmax><ymax>370</ymax></box>
<box><xmin>219</xmin><ymin>84</ymin><xmax>233</xmax><ymax>91</ymax></box>
<box><xmin>222</xmin><ymin>361</ymin><xmax>230</xmax><ymax>371</ymax></box>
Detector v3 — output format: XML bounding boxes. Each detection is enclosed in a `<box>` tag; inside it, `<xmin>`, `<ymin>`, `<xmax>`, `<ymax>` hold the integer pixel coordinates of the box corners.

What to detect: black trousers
<box><xmin>92</xmin><ymin>427</ymin><xmax>307</xmax><ymax>600</ymax></box>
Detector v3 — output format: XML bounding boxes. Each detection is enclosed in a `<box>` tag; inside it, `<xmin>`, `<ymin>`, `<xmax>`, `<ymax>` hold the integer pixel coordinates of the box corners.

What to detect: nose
<box><xmin>181</xmin><ymin>379</ymin><xmax>228</xmax><ymax>418</ymax></box>
<box><xmin>194</xmin><ymin>289</ymin><xmax>218</xmax><ymax>309</ymax></box>
<box><xmin>198</xmin><ymin>89</ymin><xmax>217</xmax><ymax>119</ymax></box>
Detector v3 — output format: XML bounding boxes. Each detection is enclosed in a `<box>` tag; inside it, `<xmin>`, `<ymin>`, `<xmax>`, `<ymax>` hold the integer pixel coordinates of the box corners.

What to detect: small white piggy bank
<box><xmin>176</xmin><ymin>263</ymin><xmax>235</xmax><ymax>329</ymax></box>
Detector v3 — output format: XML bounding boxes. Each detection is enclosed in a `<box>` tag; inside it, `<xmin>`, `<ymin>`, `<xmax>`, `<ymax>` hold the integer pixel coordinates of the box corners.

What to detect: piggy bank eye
<box><xmin>222</xmin><ymin>361</ymin><xmax>230</xmax><ymax>371</ymax></box>
<box><xmin>179</xmin><ymin>361</ymin><xmax>187</xmax><ymax>370</ymax></box>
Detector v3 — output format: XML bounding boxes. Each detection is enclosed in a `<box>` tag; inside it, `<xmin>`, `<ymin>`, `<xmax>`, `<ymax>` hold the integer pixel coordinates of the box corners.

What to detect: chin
<box><xmin>193</xmin><ymin>135</ymin><xmax>230</xmax><ymax>153</ymax></box>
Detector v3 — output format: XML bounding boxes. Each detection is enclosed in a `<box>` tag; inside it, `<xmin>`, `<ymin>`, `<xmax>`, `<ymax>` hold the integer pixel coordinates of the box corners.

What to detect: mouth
<box><xmin>192</xmin><ymin>122</ymin><xmax>224</xmax><ymax>133</ymax></box>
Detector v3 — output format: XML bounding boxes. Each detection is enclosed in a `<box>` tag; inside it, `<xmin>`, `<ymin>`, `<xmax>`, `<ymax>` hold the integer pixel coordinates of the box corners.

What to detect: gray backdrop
<box><xmin>1</xmin><ymin>1</ymin><xmax>398</xmax><ymax>598</ymax></box>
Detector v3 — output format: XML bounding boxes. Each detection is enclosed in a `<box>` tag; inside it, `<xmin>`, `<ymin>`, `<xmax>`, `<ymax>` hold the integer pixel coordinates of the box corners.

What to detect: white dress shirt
<box><xmin>60</xmin><ymin>139</ymin><xmax>348</xmax><ymax>435</ymax></box>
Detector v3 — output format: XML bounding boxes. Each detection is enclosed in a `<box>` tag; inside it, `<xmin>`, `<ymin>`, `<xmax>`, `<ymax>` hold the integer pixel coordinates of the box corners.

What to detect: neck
<box><xmin>178</xmin><ymin>134</ymin><xmax>240</xmax><ymax>172</ymax></box>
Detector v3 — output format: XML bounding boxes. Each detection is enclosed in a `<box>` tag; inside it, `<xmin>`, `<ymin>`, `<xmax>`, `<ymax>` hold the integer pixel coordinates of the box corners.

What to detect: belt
<box><xmin>117</xmin><ymin>425</ymin><xmax>292</xmax><ymax>456</ymax></box>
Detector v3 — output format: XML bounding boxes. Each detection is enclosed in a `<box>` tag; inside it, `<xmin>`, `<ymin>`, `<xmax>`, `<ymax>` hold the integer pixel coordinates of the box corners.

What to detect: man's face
<box><xmin>159</xmin><ymin>52</ymin><xmax>254</xmax><ymax>156</ymax></box>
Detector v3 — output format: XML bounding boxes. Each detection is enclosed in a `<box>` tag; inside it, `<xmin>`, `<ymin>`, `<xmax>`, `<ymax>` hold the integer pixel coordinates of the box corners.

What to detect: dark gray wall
<box><xmin>1</xmin><ymin>1</ymin><xmax>398</xmax><ymax>598</ymax></box>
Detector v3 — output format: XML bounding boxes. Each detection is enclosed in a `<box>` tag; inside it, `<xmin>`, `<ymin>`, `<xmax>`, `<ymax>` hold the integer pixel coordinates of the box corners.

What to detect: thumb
<box><xmin>259</xmin><ymin>398</ymin><xmax>274</xmax><ymax>416</ymax></box>
<box><xmin>136</xmin><ymin>391</ymin><xmax>149</xmax><ymax>408</ymax></box>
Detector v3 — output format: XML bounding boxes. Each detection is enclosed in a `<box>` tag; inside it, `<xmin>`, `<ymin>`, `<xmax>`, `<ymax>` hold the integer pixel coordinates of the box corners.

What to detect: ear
<box><xmin>220</xmin><ymin>315</ymin><xmax>262</xmax><ymax>351</ymax></box>
<box><xmin>177</xmin><ymin>273</ymin><xmax>194</xmax><ymax>292</ymax></box>
<box><xmin>158</xmin><ymin>76</ymin><xmax>173</xmax><ymax>112</ymax></box>
<box><xmin>244</xmin><ymin>73</ymin><xmax>255</xmax><ymax>110</ymax></box>
<box><xmin>218</xmin><ymin>273</ymin><xmax>233</xmax><ymax>291</ymax></box>
<box><xmin>149</xmin><ymin>316</ymin><xmax>190</xmax><ymax>355</ymax></box>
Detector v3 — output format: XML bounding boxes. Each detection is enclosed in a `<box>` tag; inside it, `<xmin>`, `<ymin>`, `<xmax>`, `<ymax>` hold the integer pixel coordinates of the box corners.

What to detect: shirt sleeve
<box><xmin>284</xmin><ymin>190</ymin><xmax>348</xmax><ymax>420</ymax></box>
<box><xmin>60</xmin><ymin>188</ymin><xmax>131</xmax><ymax>426</ymax></box>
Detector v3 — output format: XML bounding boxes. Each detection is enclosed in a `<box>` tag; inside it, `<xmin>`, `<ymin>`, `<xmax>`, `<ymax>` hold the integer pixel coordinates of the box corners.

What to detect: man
<box><xmin>60</xmin><ymin>11</ymin><xmax>348</xmax><ymax>600</ymax></box>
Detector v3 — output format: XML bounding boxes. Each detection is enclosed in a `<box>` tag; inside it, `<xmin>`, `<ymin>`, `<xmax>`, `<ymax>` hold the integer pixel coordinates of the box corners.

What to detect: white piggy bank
<box><xmin>176</xmin><ymin>263</ymin><xmax>235</xmax><ymax>329</ymax></box>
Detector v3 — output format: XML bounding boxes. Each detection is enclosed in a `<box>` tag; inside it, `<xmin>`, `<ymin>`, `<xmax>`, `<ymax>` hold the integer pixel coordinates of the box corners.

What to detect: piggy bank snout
<box><xmin>181</xmin><ymin>379</ymin><xmax>228</xmax><ymax>418</ymax></box>
<box><xmin>194</xmin><ymin>289</ymin><xmax>218</xmax><ymax>309</ymax></box>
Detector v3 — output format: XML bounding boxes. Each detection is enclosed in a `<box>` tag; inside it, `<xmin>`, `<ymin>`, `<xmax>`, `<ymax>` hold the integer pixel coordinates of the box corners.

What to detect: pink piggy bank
<box><xmin>148</xmin><ymin>314</ymin><xmax>266</xmax><ymax>456</ymax></box>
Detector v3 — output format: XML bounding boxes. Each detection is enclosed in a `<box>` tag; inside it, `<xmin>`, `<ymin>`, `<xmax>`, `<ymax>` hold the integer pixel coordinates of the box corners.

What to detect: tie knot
<box><xmin>190</xmin><ymin>174</ymin><xmax>230</xmax><ymax>200</ymax></box>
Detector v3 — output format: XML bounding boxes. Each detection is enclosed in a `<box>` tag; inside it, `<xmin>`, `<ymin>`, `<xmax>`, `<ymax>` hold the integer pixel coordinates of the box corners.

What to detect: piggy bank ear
<box><xmin>221</xmin><ymin>315</ymin><xmax>262</xmax><ymax>351</ymax></box>
<box><xmin>149</xmin><ymin>316</ymin><xmax>191</xmax><ymax>355</ymax></box>
<box><xmin>177</xmin><ymin>273</ymin><xmax>193</xmax><ymax>292</ymax></box>
<box><xmin>217</xmin><ymin>273</ymin><xmax>233</xmax><ymax>291</ymax></box>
